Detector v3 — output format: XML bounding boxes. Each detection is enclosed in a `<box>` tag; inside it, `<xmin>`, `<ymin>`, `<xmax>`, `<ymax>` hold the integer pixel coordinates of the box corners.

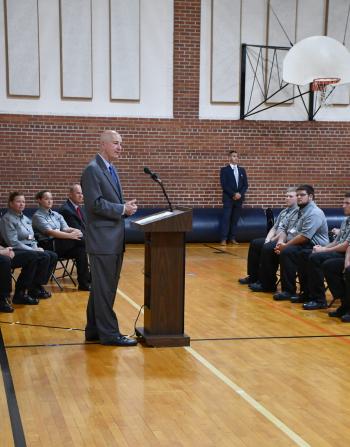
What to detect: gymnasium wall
<box><xmin>0</xmin><ymin>0</ymin><xmax>349</xmax><ymax>209</ymax></box>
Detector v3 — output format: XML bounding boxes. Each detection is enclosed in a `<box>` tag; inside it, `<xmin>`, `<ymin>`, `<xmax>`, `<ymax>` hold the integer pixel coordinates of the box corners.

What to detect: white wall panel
<box><xmin>60</xmin><ymin>0</ymin><xmax>92</xmax><ymax>98</ymax></box>
<box><xmin>267</xmin><ymin>0</ymin><xmax>296</xmax><ymax>103</ymax></box>
<box><xmin>110</xmin><ymin>0</ymin><xmax>140</xmax><ymax>100</ymax></box>
<box><xmin>5</xmin><ymin>0</ymin><xmax>40</xmax><ymax>96</ymax></box>
<box><xmin>0</xmin><ymin>0</ymin><xmax>173</xmax><ymax>117</ymax></box>
<box><xmin>211</xmin><ymin>0</ymin><xmax>240</xmax><ymax>103</ymax></box>
<box><xmin>326</xmin><ymin>0</ymin><xmax>350</xmax><ymax>105</ymax></box>
<box><xmin>241</xmin><ymin>0</ymin><xmax>268</xmax><ymax>110</ymax></box>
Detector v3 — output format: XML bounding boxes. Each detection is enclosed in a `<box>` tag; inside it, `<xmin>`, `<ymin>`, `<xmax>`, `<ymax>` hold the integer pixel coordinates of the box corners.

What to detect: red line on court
<box><xmin>253</xmin><ymin>294</ymin><xmax>350</xmax><ymax>346</ymax></box>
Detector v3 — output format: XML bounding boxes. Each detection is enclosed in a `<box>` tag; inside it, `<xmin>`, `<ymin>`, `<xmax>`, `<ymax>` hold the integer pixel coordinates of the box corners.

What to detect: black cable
<box><xmin>270</xmin><ymin>4</ymin><xmax>294</xmax><ymax>47</ymax></box>
<box><xmin>130</xmin><ymin>304</ymin><xmax>145</xmax><ymax>337</ymax></box>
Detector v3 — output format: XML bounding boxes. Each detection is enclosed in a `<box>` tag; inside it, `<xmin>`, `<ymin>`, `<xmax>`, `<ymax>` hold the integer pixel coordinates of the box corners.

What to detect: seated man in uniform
<box><xmin>324</xmin><ymin>245</ymin><xmax>350</xmax><ymax>322</ymax></box>
<box><xmin>32</xmin><ymin>190</ymin><xmax>90</xmax><ymax>291</ymax></box>
<box><xmin>296</xmin><ymin>192</ymin><xmax>350</xmax><ymax>310</ymax></box>
<box><xmin>239</xmin><ymin>188</ymin><xmax>297</xmax><ymax>287</ymax></box>
<box><xmin>273</xmin><ymin>185</ymin><xmax>329</xmax><ymax>302</ymax></box>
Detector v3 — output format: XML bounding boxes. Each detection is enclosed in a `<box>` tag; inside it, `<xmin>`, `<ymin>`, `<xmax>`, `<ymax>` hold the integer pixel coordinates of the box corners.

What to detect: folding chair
<box><xmin>51</xmin><ymin>257</ymin><xmax>77</xmax><ymax>290</ymax></box>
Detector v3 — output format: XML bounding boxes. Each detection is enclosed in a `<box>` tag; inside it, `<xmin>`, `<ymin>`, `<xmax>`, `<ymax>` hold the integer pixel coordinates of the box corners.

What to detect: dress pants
<box><xmin>247</xmin><ymin>238</ymin><xmax>265</xmax><ymax>282</ymax></box>
<box><xmin>0</xmin><ymin>251</ymin><xmax>44</xmax><ymax>298</ymax></box>
<box><xmin>40</xmin><ymin>238</ymin><xmax>90</xmax><ymax>287</ymax></box>
<box><xmin>280</xmin><ymin>245</ymin><xmax>313</xmax><ymax>295</ymax></box>
<box><xmin>257</xmin><ymin>240</ymin><xmax>278</xmax><ymax>291</ymax></box>
<box><xmin>86</xmin><ymin>253</ymin><xmax>123</xmax><ymax>342</ymax></box>
<box><xmin>220</xmin><ymin>202</ymin><xmax>242</xmax><ymax>240</ymax></box>
<box><xmin>305</xmin><ymin>252</ymin><xmax>345</xmax><ymax>301</ymax></box>
<box><xmin>14</xmin><ymin>249</ymin><xmax>57</xmax><ymax>288</ymax></box>
<box><xmin>323</xmin><ymin>260</ymin><xmax>349</xmax><ymax>310</ymax></box>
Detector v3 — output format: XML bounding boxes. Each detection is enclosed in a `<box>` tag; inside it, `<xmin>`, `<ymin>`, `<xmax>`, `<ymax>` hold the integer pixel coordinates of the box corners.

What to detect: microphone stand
<box><xmin>155</xmin><ymin>179</ymin><xmax>173</xmax><ymax>212</ymax></box>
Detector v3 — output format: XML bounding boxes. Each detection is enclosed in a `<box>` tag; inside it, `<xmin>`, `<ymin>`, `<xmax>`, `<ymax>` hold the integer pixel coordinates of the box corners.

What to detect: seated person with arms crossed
<box><xmin>239</xmin><ymin>187</ymin><xmax>297</xmax><ymax>287</ymax></box>
<box><xmin>0</xmin><ymin>192</ymin><xmax>57</xmax><ymax>299</ymax></box>
<box><xmin>32</xmin><ymin>190</ymin><xmax>90</xmax><ymax>291</ymax></box>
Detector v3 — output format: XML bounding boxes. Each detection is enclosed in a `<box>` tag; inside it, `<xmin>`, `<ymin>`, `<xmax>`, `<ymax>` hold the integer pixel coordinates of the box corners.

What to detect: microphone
<box><xmin>143</xmin><ymin>166</ymin><xmax>161</xmax><ymax>183</ymax></box>
<box><xmin>143</xmin><ymin>166</ymin><xmax>173</xmax><ymax>212</ymax></box>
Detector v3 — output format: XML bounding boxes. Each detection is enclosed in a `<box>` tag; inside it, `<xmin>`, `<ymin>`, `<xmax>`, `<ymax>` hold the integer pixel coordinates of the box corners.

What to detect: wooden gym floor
<box><xmin>1</xmin><ymin>243</ymin><xmax>350</xmax><ymax>447</ymax></box>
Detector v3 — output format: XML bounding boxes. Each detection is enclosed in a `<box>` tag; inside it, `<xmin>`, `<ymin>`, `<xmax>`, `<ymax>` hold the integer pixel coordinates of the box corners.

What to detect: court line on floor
<box><xmin>117</xmin><ymin>287</ymin><xmax>310</xmax><ymax>447</ymax></box>
<box><xmin>0</xmin><ymin>328</ymin><xmax>27</xmax><ymax>447</ymax></box>
<box><xmin>185</xmin><ymin>346</ymin><xmax>310</xmax><ymax>447</ymax></box>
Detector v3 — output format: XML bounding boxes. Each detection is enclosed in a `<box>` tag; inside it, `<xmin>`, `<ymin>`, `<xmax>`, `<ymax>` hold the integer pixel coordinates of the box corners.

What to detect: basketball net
<box><xmin>311</xmin><ymin>77</ymin><xmax>340</xmax><ymax>107</ymax></box>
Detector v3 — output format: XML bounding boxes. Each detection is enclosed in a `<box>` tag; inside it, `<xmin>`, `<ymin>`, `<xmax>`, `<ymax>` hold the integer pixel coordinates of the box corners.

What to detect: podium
<box><xmin>130</xmin><ymin>208</ymin><xmax>192</xmax><ymax>347</ymax></box>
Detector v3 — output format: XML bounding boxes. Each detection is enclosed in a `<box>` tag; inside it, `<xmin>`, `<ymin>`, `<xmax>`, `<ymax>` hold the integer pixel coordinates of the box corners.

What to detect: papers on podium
<box><xmin>134</xmin><ymin>211</ymin><xmax>173</xmax><ymax>225</ymax></box>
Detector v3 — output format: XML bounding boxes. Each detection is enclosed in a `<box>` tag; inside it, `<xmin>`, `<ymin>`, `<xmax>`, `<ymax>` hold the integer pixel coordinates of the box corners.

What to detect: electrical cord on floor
<box><xmin>128</xmin><ymin>304</ymin><xmax>145</xmax><ymax>337</ymax></box>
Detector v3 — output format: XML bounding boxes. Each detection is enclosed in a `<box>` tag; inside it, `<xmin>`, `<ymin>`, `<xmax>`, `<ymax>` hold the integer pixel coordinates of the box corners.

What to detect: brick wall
<box><xmin>0</xmin><ymin>0</ymin><xmax>349</xmax><ymax>210</ymax></box>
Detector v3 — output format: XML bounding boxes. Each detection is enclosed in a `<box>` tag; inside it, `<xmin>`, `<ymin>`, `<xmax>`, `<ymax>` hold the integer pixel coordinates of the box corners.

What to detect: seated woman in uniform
<box><xmin>32</xmin><ymin>190</ymin><xmax>90</xmax><ymax>291</ymax></box>
<box><xmin>0</xmin><ymin>192</ymin><xmax>58</xmax><ymax>302</ymax></box>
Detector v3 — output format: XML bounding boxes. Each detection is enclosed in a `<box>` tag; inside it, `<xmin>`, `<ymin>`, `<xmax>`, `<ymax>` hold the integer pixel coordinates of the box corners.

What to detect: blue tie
<box><xmin>108</xmin><ymin>165</ymin><xmax>121</xmax><ymax>195</ymax></box>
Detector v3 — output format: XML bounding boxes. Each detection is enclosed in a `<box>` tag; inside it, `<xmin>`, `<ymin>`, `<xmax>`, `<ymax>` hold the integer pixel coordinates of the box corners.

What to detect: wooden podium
<box><xmin>131</xmin><ymin>208</ymin><xmax>192</xmax><ymax>347</ymax></box>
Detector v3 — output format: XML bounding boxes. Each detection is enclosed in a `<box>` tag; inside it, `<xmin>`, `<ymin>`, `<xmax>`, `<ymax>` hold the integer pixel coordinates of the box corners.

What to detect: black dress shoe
<box><xmin>273</xmin><ymin>291</ymin><xmax>291</xmax><ymax>301</ymax></box>
<box><xmin>78</xmin><ymin>284</ymin><xmax>91</xmax><ymax>291</ymax></box>
<box><xmin>102</xmin><ymin>336</ymin><xmax>138</xmax><ymax>346</ymax></box>
<box><xmin>290</xmin><ymin>293</ymin><xmax>309</xmax><ymax>303</ymax></box>
<box><xmin>250</xmin><ymin>282</ymin><xmax>276</xmax><ymax>293</ymax></box>
<box><xmin>85</xmin><ymin>333</ymin><xmax>100</xmax><ymax>342</ymax></box>
<box><xmin>238</xmin><ymin>276</ymin><xmax>251</xmax><ymax>285</ymax></box>
<box><xmin>0</xmin><ymin>298</ymin><xmax>14</xmax><ymax>313</ymax></box>
<box><xmin>328</xmin><ymin>306</ymin><xmax>347</xmax><ymax>318</ymax></box>
<box><xmin>12</xmin><ymin>292</ymin><xmax>39</xmax><ymax>305</ymax></box>
<box><xmin>303</xmin><ymin>300</ymin><xmax>327</xmax><ymax>310</ymax></box>
<box><xmin>29</xmin><ymin>286</ymin><xmax>51</xmax><ymax>299</ymax></box>
<box><xmin>341</xmin><ymin>313</ymin><xmax>350</xmax><ymax>322</ymax></box>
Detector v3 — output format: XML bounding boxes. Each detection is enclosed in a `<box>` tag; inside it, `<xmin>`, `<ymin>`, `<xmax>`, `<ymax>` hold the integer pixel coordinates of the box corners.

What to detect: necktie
<box><xmin>76</xmin><ymin>206</ymin><xmax>83</xmax><ymax>221</ymax></box>
<box><xmin>108</xmin><ymin>165</ymin><xmax>122</xmax><ymax>195</ymax></box>
<box><xmin>233</xmin><ymin>166</ymin><xmax>239</xmax><ymax>185</ymax></box>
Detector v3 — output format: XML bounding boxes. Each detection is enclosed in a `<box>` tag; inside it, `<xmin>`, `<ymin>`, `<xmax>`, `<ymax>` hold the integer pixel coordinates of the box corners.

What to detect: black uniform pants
<box><xmin>280</xmin><ymin>245</ymin><xmax>313</xmax><ymax>295</ymax></box>
<box><xmin>323</xmin><ymin>260</ymin><xmax>350</xmax><ymax>310</ymax></box>
<box><xmin>40</xmin><ymin>239</ymin><xmax>90</xmax><ymax>287</ymax></box>
<box><xmin>257</xmin><ymin>240</ymin><xmax>278</xmax><ymax>291</ymax></box>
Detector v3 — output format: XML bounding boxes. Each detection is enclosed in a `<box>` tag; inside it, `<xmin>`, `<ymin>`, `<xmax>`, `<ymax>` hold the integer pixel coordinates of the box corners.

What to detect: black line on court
<box><xmin>0</xmin><ymin>328</ymin><xmax>27</xmax><ymax>447</ymax></box>
<box><xmin>191</xmin><ymin>333</ymin><xmax>350</xmax><ymax>342</ymax></box>
<box><xmin>5</xmin><ymin>342</ymin><xmax>98</xmax><ymax>349</ymax></box>
<box><xmin>0</xmin><ymin>319</ymin><xmax>84</xmax><ymax>332</ymax></box>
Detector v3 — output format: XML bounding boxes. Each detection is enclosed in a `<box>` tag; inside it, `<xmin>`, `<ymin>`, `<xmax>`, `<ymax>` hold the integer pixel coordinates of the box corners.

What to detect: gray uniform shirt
<box><xmin>32</xmin><ymin>207</ymin><xmax>69</xmax><ymax>241</ymax></box>
<box><xmin>273</xmin><ymin>205</ymin><xmax>298</xmax><ymax>232</ymax></box>
<box><xmin>286</xmin><ymin>201</ymin><xmax>329</xmax><ymax>246</ymax></box>
<box><xmin>335</xmin><ymin>216</ymin><xmax>350</xmax><ymax>243</ymax></box>
<box><xmin>0</xmin><ymin>209</ymin><xmax>38</xmax><ymax>250</ymax></box>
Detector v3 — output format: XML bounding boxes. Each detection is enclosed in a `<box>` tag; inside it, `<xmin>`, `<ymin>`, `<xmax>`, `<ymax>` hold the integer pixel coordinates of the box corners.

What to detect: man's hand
<box><xmin>274</xmin><ymin>242</ymin><xmax>286</xmax><ymax>254</ymax></box>
<box><xmin>313</xmin><ymin>245</ymin><xmax>325</xmax><ymax>253</ymax></box>
<box><xmin>125</xmin><ymin>199</ymin><xmax>137</xmax><ymax>216</ymax></box>
<box><xmin>0</xmin><ymin>247</ymin><xmax>15</xmax><ymax>259</ymax></box>
<box><xmin>233</xmin><ymin>193</ymin><xmax>241</xmax><ymax>200</ymax></box>
<box><xmin>332</xmin><ymin>228</ymin><xmax>340</xmax><ymax>237</ymax></box>
<box><xmin>36</xmin><ymin>247</ymin><xmax>44</xmax><ymax>252</ymax></box>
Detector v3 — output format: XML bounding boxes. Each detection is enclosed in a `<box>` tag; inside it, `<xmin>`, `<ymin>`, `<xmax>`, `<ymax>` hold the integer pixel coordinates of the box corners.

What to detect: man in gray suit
<box><xmin>81</xmin><ymin>130</ymin><xmax>138</xmax><ymax>346</ymax></box>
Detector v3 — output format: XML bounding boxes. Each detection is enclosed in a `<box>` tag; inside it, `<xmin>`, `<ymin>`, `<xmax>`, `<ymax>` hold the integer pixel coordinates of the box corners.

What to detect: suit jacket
<box><xmin>59</xmin><ymin>200</ymin><xmax>86</xmax><ymax>233</ymax></box>
<box><xmin>81</xmin><ymin>155</ymin><xmax>125</xmax><ymax>255</ymax></box>
<box><xmin>220</xmin><ymin>165</ymin><xmax>248</xmax><ymax>205</ymax></box>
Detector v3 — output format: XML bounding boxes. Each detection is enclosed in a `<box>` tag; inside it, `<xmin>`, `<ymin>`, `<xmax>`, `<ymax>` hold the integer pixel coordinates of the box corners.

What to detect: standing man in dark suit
<box><xmin>81</xmin><ymin>130</ymin><xmax>138</xmax><ymax>346</ymax></box>
<box><xmin>220</xmin><ymin>150</ymin><xmax>249</xmax><ymax>245</ymax></box>
<box><xmin>59</xmin><ymin>184</ymin><xmax>86</xmax><ymax>235</ymax></box>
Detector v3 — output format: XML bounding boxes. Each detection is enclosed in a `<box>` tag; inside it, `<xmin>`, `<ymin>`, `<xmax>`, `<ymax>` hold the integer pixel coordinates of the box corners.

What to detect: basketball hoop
<box><xmin>311</xmin><ymin>77</ymin><xmax>340</xmax><ymax>91</ymax></box>
<box><xmin>311</xmin><ymin>77</ymin><xmax>340</xmax><ymax>106</ymax></box>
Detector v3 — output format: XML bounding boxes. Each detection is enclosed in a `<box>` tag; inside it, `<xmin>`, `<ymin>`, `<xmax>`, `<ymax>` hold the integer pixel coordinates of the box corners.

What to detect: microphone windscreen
<box><xmin>144</xmin><ymin>167</ymin><xmax>151</xmax><ymax>175</ymax></box>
